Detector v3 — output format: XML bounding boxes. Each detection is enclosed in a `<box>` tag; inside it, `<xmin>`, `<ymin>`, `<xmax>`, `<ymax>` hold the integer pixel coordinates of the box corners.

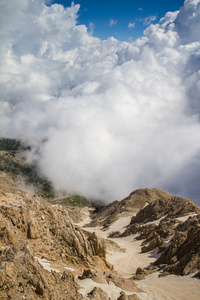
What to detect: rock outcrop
<box><xmin>117</xmin><ymin>291</ymin><xmax>141</xmax><ymax>300</ymax></box>
<box><xmin>154</xmin><ymin>215</ymin><xmax>200</xmax><ymax>276</ymax></box>
<box><xmin>1</xmin><ymin>139</ymin><xmax>200</xmax><ymax>299</ymax></box>
<box><xmin>130</xmin><ymin>196</ymin><xmax>200</xmax><ymax>225</ymax></box>
<box><xmin>0</xmin><ymin>172</ymin><xmax>112</xmax><ymax>299</ymax></box>
<box><xmin>0</xmin><ymin>240</ymin><xmax>82</xmax><ymax>299</ymax></box>
<box><xmin>89</xmin><ymin>188</ymin><xmax>171</xmax><ymax>228</ymax></box>
<box><xmin>115</xmin><ymin>194</ymin><xmax>200</xmax><ymax>278</ymax></box>
<box><xmin>87</xmin><ymin>287</ymin><xmax>109</xmax><ymax>300</ymax></box>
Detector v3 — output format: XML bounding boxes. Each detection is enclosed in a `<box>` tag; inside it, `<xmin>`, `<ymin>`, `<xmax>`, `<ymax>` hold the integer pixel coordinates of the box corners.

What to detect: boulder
<box><xmin>87</xmin><ymin>287</ymin><xmax>109</xmax><ymax>300</ymax></box>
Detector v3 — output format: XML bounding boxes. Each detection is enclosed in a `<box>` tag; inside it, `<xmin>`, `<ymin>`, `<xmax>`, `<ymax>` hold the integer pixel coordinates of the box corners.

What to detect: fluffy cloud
<box><xmin>128</xmin><ymin>22</ymin><xmax>135</xmax><ymax>29</ymax></box>
<box><xmin>109</xmin><ymin>18</ymin><xmax>117</xmax><ymax>26</ymax></box>
<box><xmin>142</xmin><ymin>15</ymin><xmax>157</xmax><ymax>25</ymax></box>
<box><xmin>0</xmin><ymin>0</ymin><xmax>200</xmax><ymax>204</ymax></box>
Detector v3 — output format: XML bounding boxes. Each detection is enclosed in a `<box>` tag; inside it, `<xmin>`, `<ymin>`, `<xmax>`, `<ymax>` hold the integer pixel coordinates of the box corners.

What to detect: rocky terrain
<box><xmin>103</xmin><ymin>192</ymin><xmax>200</xmax><ymax>278</ymax></box>
<box><xmin>0</xmin><ymin>171</ymin><xmax>115</xmax><ymax>299</ymax></box>
<box><xmin>1</xmin><ymin>138</ymin><xmax>200</xmax><ymax>299</ymax></box>
<box><xmin>88</xmin><ymin>188</ymin><xmax>172</xmax><ymax>229</ymax></box>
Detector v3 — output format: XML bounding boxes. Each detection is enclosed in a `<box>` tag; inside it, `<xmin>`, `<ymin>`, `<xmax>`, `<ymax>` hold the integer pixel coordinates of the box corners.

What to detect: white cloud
<box><xmin>128</xmin><ymin>22</ymin><xmax>135</xmax><ymax>29</ymax></box>
<box><xmin>1</xmin><ymin>0</ymin><xmax>200</xmax><ymax>204</ymax></box>
<box><xmin>109</xmin><ymin>18</ymin><xmax>117</xmax><ymax>26</ymax></box>
<box><xmin>142</xmin><ymin>15</ymin><xmax>157</xmax><ymax>25</ymax></box>
<box><xmin>88</xmin><ymin>21</ymin><xmax>95</xmax><ymax>35</ymax></box>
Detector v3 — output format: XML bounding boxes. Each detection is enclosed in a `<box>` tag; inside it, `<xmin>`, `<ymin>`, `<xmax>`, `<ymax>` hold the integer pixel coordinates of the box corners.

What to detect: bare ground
<box><xmin>77</xmin><ymin>207</ymin><xmax>200</xmax><ymax>300</ymax></box>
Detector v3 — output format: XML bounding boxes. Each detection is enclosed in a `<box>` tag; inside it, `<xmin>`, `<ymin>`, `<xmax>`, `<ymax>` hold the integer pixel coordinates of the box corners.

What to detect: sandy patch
<box><xmin>136</xmin><ymin>272</ymin><xmax>200</xmax><ymax>300</ymax></box>
<box><xmin>35</xmin><ymin>257</ymin><xmax>61</xmax><ymax>273</ymax></box>
<box><xmin>175</xmin><ymin>213</ymin><xmax>197</xmax><ymax>222</ymax></box>
<box><xmin>35</xmin><ymin>257</ymin><xmax>75</xmax><ymax>273</ymax></box>
<box><xmin>76</xmin><ymin>207</ymin><xmax>94</xmax><ymax>227</ymax></box>
<box><xmin>78</xmin><ymin>207</ymin><xmax>200</xmax><ymax>300</ymax></box>
<box><xmin>83</xmin><ymin>213</ymin><xmax>157</xmax><ymax>277</ymax></box>
<box><xmin>77</xmin><ymin>278</ymin><xmax>135</xmax><ymax>299</ymax></box>
<box><xmin>106</xmin><ymin>235</ymin><xmax>157</xmax><ymax>276</ymax></box>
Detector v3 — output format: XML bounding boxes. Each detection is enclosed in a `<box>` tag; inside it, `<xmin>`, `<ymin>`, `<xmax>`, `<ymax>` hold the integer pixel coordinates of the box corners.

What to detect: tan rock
<box><xmin>27</xmin><ymin>219</ymin><xmax>39</xmax><ymax>239</ymax></box>
<box><xmin>78</xmin><ymin>269</ymin><xmax>108</xmax><ymax>284</ymax></box>
<box><xmin>87</xmin><ymin>287</ymin><xmax>109</xmax><ymax>300</ymax></box>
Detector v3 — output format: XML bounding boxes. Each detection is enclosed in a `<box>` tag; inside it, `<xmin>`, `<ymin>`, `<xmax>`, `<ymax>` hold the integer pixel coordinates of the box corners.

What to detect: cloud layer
<box><xmin>0</xmin><ymin>0</ymin><xmax>200</xmax><ymax>204</ymax></box>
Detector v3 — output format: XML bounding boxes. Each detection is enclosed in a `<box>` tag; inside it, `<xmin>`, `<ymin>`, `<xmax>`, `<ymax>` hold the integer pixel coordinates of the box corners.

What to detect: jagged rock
<box><xmin>0</xmin><ymin>241</ymin><xmax>82</xmax><ymax>299</ymax></box>
<box><xmin>130</xmin><ymin>197</ymin><xmax>200</xmax><ymax>225</ymax></box>
<box><xmin>87</xmin><ymin>287</ymin><xmax>109</xmax><ymax>300</ymax></box>
<box><xmin>88</xmin><ymin>232</ymin><xmax>106</xmax><ymax>258</ymax></box>
<box><xmin>117</xmin><ymin>291</ymin><xmax>129</xmax><ymax>300</ymax></box>
<box><xmin>107</xmin><ymin>274</ymin><xmax>141</xmax><ymax>293</ymax></box>
<box><xmin>0</xmin><ymin>177</ymin><xmax>111</xmax><ymax>269</ymax></box>
<box><xmin>132</xmin><ymin>267</ymin><xmax>158</xmax><ymax>280</ymax></box>
<box><xmin>141</xmin><ymin>235</ymin><xmax>164</xmax><ymax>253</ymax></box>
<box><xmin>128</xmin><ymin>295</ymin><xmax>141</xmax><ymax>300</ymax></box>
<box><xmin>0</xmin><ymin>171</ymin><xmax>113</xmax><ymax>299</ymax></box>
<box><xmin>27</xmin><ymin>219</ymin><xmax>39</xmax><ymax>239</ymax></box>
<box><xmin>89</xmin><ymin>188</ymin><xmax>171</xmax><ymax>228</ymax></box>
<box><xmin>193</xmin><ymin>271</ymin><xmax>200</xmax><ymax>278</ymax></box>
<box><xmin>108</xmin><ymin>230</ymin><xmax>121</xmax><ymax>238</ymax></box>
<box><xmin>158</xmin><ymin>271</ymin><xmax>171</xmax><ymax>277</ymax></box>
<box><xmin>78</xmin><ymin>269</ymin><xmax>108</xmax><ymax>284</ymax></box>
<box><xmin>117</xmin><ymin>291</ymin><xmax>141</xmax><ymax>300</ymax></box>
<box><xmin>35</xmin><ymin>281</ymin><xmax>44</xmax><ymax>295</ymax></box>
<box><xmin>154</xmin><ymin>216</ymin><xmax>200</xmax><ymax>276</ymax></box>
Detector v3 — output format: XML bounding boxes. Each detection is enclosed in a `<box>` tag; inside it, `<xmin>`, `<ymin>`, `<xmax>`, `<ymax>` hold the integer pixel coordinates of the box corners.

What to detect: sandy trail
<box><xmin>81</xmin><ymin>211</ymin><xmax>156</xmax><ymax>276</ymax></box>
<box><xmin>77</xmin><ymin>207</ymin><xmax>200</xmax><ymax>300</ymax></box>
<box><xmin>136</xmin><ymin>272</ymin><xmax>200</xmax><ymax>300</ymax></box>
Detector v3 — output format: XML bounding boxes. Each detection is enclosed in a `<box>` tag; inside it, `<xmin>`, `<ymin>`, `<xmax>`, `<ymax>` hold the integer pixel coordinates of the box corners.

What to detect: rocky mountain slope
<box><xmin>1</xmin><ymin>138</ymin><xmax>200</xmax><ymax>299</ymax></box>
<box><xmin>105</xmin><ymin>193</ymin><xmax>200</xmax><ymax>278</ymax></box>
<box><xmin>0</xmin><ymin>171</ymin><xmax>114</xmax><ymax>299</ymax></box>
<box><xmin>88</xmin><ymin>188</ymin><xmax>171</xmax><ymax>229</ymax></box>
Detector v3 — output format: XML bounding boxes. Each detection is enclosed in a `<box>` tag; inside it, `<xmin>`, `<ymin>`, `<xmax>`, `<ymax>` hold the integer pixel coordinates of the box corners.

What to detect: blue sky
<box><xmin>51</xmin><ymin>0</ymin><xmax>185</xmax><ymax>41</ymax></box>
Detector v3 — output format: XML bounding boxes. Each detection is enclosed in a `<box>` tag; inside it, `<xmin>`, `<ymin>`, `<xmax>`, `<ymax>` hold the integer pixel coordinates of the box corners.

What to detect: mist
<box><xmin>0</xmin><ymin>0</ymin><xmax>200</xmax><ymax>204</ymax></box>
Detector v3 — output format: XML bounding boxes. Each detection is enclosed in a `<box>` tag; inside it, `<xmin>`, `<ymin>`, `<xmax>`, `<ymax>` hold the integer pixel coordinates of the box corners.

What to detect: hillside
<box><xmin>1</xmin><ymin>138</ymin><xmax>200</xmax><ymax>299</ymax></box>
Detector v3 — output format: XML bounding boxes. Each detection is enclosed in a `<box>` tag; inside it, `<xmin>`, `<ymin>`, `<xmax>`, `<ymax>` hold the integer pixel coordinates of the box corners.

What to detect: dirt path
<box><xmin>79</xmin><ymin>210</ymin><xmax>156</xmax><ymax>276</ymax></box>
<box><xmin>77</xmin><ymin>207</ymin><xmax>200</xmax><ymax>300</ymax></box>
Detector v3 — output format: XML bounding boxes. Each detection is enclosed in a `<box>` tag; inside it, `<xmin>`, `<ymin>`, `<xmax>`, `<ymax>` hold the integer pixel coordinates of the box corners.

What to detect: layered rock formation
<box><xmin>0</xmin><ymin>241</ymin><xmax>81</xmax><ymax>300</ymax></box>
<box><xmin>1</xmin><ymin>139</ymin><xmax>200</xmax><ymax>299</ymax></box>
<box><xmin>111</xmin><ymin>194</ymin><xmax>200</xmax><ymax>278</ymax></box>
<box><xmin>89</xmin><ymin>188</ymin><xmax>171</xmax><ymax>228</ymax></box>
<box><xmin>0</xmin><ymin>172</ymin><xmax>112</xmax><ymax>299</ymax></box>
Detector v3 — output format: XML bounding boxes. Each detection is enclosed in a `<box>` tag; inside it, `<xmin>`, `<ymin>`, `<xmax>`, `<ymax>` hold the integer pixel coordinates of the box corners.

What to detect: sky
<box><xmin>50</xmin><ymin>0</ymin><xmax>185</xmax><ymax>41</ymax></box>
<box><xmin>0</xmin><ymin>0</ymin><xmax>200</xmax><ymax>205</ymax></box>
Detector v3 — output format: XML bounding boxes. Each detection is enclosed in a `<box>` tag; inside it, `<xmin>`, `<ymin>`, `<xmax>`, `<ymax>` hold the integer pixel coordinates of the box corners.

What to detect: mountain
<box><xmin>104</xmin><ymin>192</ymin><xmax>200</xmax><ymax>278</ymax></box>
<box><xmin>88</xmin><ymin>188</ymin><xmax>172</xmax><ymax>229</ymax></box>
<box><xmin>1</xmin><ymin>138</ymin><xmax>200</xmax><ymax>299</ymax></box>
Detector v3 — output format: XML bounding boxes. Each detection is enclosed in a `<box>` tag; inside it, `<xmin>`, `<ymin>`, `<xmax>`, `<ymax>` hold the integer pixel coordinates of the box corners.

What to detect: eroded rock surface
<box><xmin>87</xmin><ymin>287</ymin><xmax>109</xmax><ymax>300</ymax></box>
<box><xmin>115</xmin><ymin>194</ymin><xmax>200</xmax><ymax>278</ymax></box>
<box><xmin>0</xmin><ymin>172</ymin><xmax>112</xmax><ymax>299</ymax></box>
<box><xmin>89</xmin><ymin>188</ymin><xmax>171</xmax><ymax>229</ymax></box>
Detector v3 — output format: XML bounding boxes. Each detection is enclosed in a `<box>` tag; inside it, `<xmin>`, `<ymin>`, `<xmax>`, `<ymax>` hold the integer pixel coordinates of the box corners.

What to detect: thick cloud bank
<box><xmin>0</xmin><ymin>0</ymin><xmax>200</xmax><ymax>204</ymax></box>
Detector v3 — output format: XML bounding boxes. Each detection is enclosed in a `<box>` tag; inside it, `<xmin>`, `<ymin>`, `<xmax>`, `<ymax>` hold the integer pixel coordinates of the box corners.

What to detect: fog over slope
<box><xmin>0</xmin><ymin>0</ymin><xmax>200</xmax><ymax>204</ymax></box>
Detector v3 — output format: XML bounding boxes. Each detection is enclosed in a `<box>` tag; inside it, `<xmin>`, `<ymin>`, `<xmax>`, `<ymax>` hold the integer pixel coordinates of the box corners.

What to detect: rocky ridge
<box><xmin>1</xmin><ymin>139</ymin><xmax>200</xmax><ymax>299</ymax></box>
<box><xmin>88</xmin><ymin>188</ymin><xmax>171</xmax><ymax>229</ymax></box>
<box><xmin>0</xmin><ymin>172</ymin><xmax>113</xmax><ymax>299</ymax></box>
<box><xmin>108</xmin><ymin>195</ymin><xmax>200</xmax><ymax>278</ymax></box>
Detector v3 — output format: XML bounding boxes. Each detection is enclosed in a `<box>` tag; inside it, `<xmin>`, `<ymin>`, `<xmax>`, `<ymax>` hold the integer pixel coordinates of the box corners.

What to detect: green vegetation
<box><xmin>66</xmin><ymin>195</ymin><xmax>89</xmax><ymax>206</ymax></box>
<box><xmin>0</xmin><ymin>138</ymin><xmax>22</xmax><ymax>151</ymax></box>
<box><xmin>37</xmin><ymin>180</ymin><xmax>55</xmax><ymax>199</ymax></box>
<box><xmin>90</xmin><ymin>201</ymin><xmax>104</xmax><ymax>211</ymax></box>
<box><xmin>50</xmin><ymin>194</ymin><xmax>89</xmax><ymax>207</ymax></box>
<box><xmin>50</xmin><ymin>194</ymin><xmax>104</xmax><ymax>209</ymax></box>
